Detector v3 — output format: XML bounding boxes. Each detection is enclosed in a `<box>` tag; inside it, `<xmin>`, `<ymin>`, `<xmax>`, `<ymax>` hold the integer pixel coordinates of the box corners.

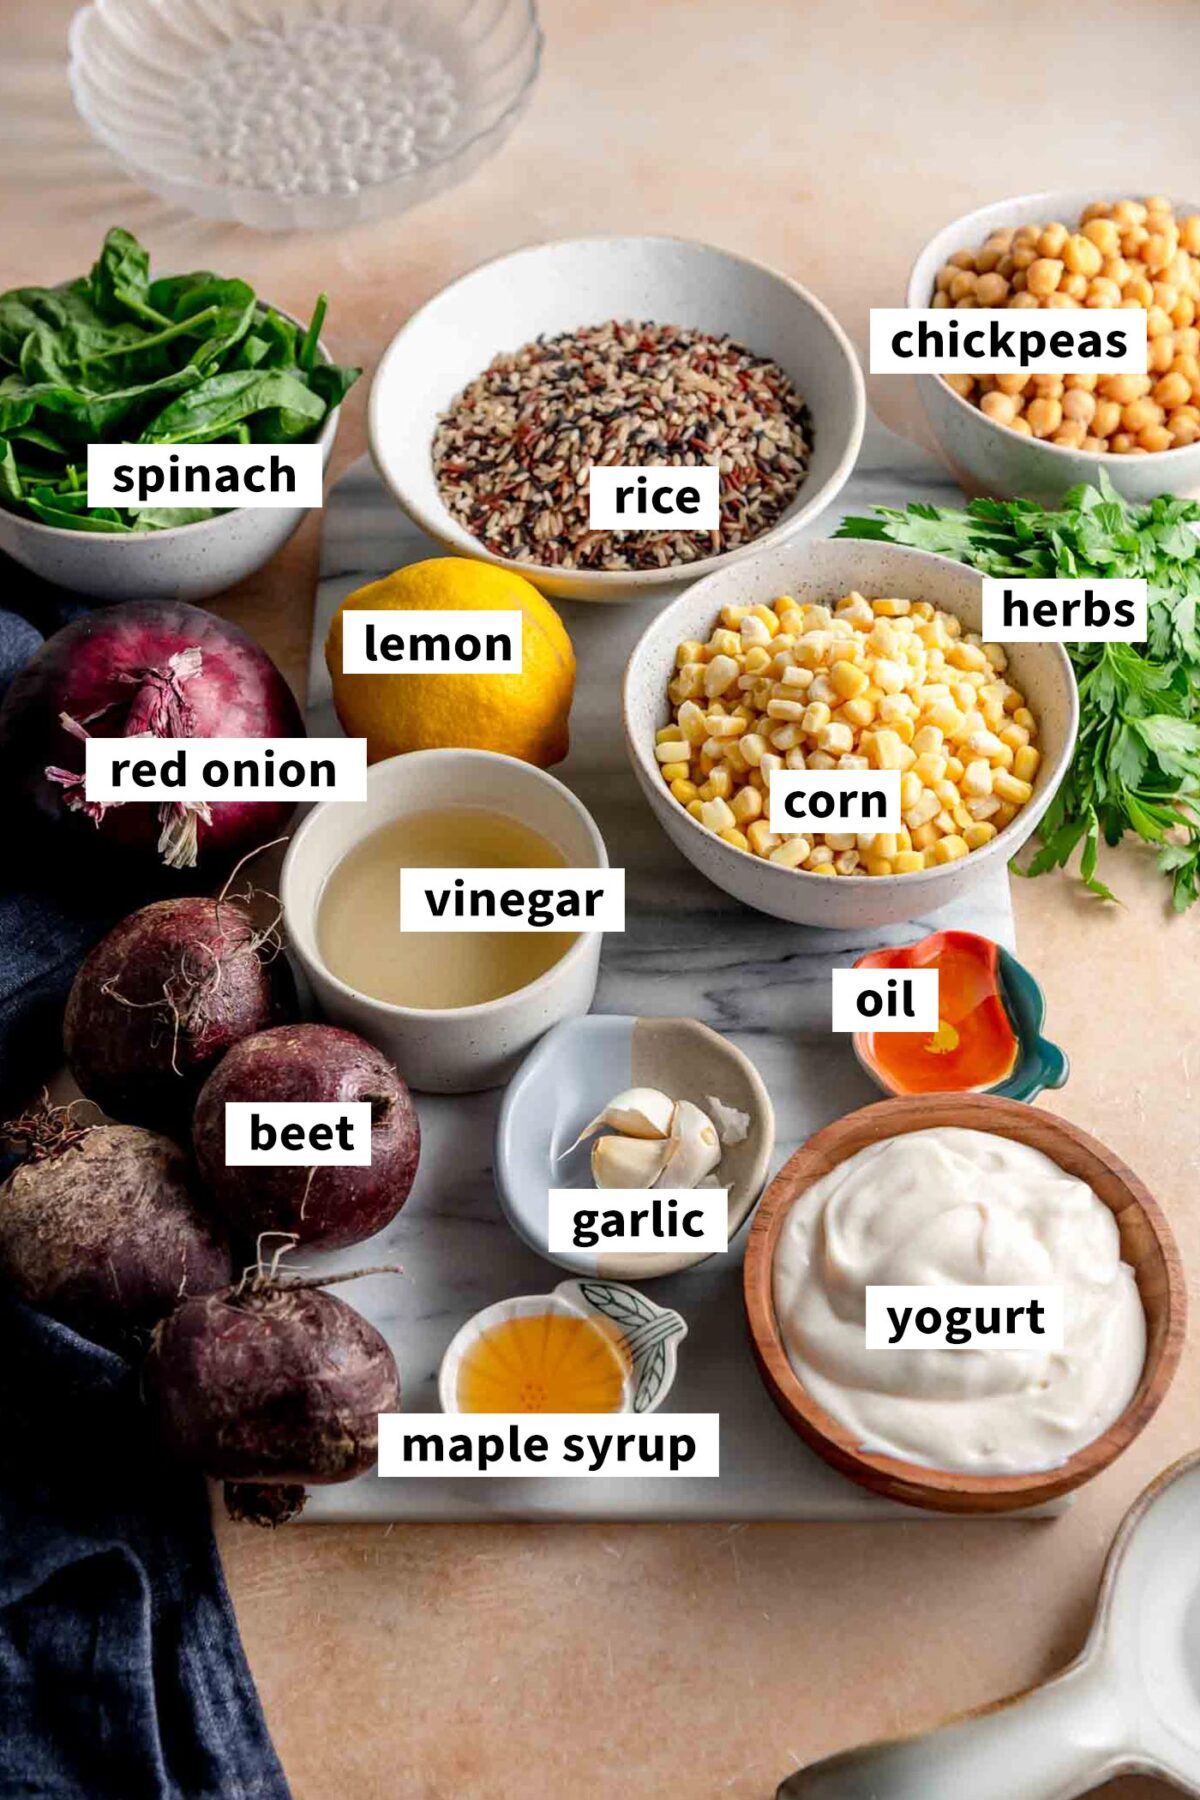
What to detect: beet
<box><xmin>145</xmin><ymin>1279</ymin><xmax>400</xmax><ymax>1517</ymax></box>
<box><xmin>0</xmin><ymin>599</ymin><xmax>304</xmax><ymax>871</ymax></box>
<box><xmin>65</xmin><ymin>895</ymin><xmax>296</xmax><ymax>1136</ymax></box>
<box><xmin>0</xmin><ymin>1113</ymin><xmax>231</xmax><ymax>1346</ymax></box>
<box><xmin>192</xmin><ymin>1024</ymin><xmax>420</xmax><ymax>1252</ymax></box>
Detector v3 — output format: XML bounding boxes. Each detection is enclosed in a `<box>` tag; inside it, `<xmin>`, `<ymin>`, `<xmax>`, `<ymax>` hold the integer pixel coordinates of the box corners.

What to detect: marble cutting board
<box><xmin>298</xmin><ymin>413</ymin><xmax>1037</xmax><ymax>1522</ymax></box>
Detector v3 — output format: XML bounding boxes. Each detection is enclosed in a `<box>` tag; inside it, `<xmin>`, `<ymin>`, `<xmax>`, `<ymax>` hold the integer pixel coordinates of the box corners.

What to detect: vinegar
<box><xmin>457</xmin><ymin>1313</ymin><xmax>629</xmax><ymax>1413</ymax></box>
<box><xmin>317</xmin><ymin>806</ymin><xmax>575</xmax><ymax>1010</ymax></box>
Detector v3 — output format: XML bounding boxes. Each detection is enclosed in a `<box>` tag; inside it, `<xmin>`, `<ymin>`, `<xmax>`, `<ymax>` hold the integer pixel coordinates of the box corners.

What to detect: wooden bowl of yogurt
<box><xmin>743</xmin><ymin>1095</ymin><xmax>1184</xmax><ymax>1514</ymax></box>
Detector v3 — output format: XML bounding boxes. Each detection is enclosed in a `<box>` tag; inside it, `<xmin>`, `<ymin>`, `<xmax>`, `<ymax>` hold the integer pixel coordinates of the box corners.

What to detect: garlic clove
<box><xmin>562</xmin><ymin>1086</ymin><xmax>675</xmax><ymax>1155</ymax></box>
<box><xmin>655</xmin><ymin>1100</ymin><xmax>722</xmax><ymax>1190</ymax></box>
<box><xmin>591</xmin><ymin>1134</ymin><xmax>672</xmax><ymax>1190</ymax></box>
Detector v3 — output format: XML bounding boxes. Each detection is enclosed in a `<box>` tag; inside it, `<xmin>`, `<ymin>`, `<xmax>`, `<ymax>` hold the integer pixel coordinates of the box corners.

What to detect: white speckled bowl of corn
<box><xmin>622</xmin><ymin>538</ymin><xmax>1078</xmax><ymax>929</ymax></box>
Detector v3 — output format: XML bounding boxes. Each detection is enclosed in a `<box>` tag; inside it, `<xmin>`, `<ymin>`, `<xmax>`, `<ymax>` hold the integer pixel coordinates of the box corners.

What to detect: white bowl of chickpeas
<box><xmin>908</xmin><ymin>191</ymin><xmax>1200</xmax><ymax>504</ymax></box>
<box><xmin>623</xmin><ymin>538</ymin><xmax>1077</xmax><ymax>929</ymax></box>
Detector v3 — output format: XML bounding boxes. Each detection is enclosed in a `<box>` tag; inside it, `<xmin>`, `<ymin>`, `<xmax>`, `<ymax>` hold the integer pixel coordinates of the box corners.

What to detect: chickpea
<box><xmin>1181</xmin><ymin>215</ymin><xmax>1200</xmax><ymax>255</ymax></box>
<box><xmin>1123</xmin><ymin>275</ymin><xmax>1154</xmax><ymax>308</ymax></box>
<box><xmin>1170</xmin><ymin>410</ymin><xmax>1200</xmax><ymax>445</ymax></box>
<box><xmin>1085</xmin><ymin>277</ymin><xmax>1122</xmax><ymax>308</ymax></box>
<box><xmin>1112</xmin><ymin>199</ymin><xmax>1147</xmax><ymax>229</ymax></box>
<box><xmin>1092</xmin><ymin>399</ymin><xmax>1122</xmax><ymax>437</ymax></box>
<box><xmin>995</xmin><ymin>372</ymin><xmax>1031</xmax><ymax>396</ymax></box>
<box><xmin>1083</xmin><ymin>216</ymin><xmax>1121</xmax><ymax>257</ymax></box>
<box><xmin>1173</xmin><ymin>294</ymin><xmax>1196</xmax><ymax>328</ymax></box>
<box><xmin>1011</xmin><ymin>244</ymin><xmax>1038</xmax><ymax>272</ymax></box>
<box><xmin>1147</xmin><ymin>305</ymin><xmax>1174</xmax><ymax>338</ymax></box>
<box><xmin>1009</xmin><ymin>290</ymin><xmax>1040</xmax><ymax>309</ymax></box>
<box><xmin>1044</xmin><ymin>292</ymin><xmax>1079</xmax><ymax>308</ymax></box>
<box><xmin>1121</xmin><ymin>398</ymin><xmax>1164</xmax><ymax>433</ymax></box>
<box><xmin>1038</xmin><ymin>223</ymin><xmax>1069</xmax><ymax>258</ymax></box>
<box><xmin>1006</xmin><ymin>416</ymin><xmax>1033</xmax><ymax>436</ymax></box>
<box><xmin>945</xmin><ymin>374</ymin><xmax>975</xmax><ymax>398</ymax></box>
<box><xmin>1154</xmin><ymin>371</ymin><xmax>1192</xmax><ymax>410</ymax></box>
<box><xmin>1149</xmin><ymin>336</ymin><xmax>1177</xmax><ymax>374</ymax></box>
<box><xmin>1109</xmin><ymin>431</ymin><xmax>1136</xmax><ymax>453</ymax></box>
<box><xmin>1052</xmin><ymin>421</ymin><xmax>1087</xmax><ymax>448</ymax></box>
<box><xmin>1026</xmin><ymin>397</ymin><xmax>1063</xmax><ymax>438</ymax></box>
<box><xmin>948</xmin><ymin>270</ymin><xmax>978</xmax><ymax>302</ymax></box>
<box><xmin>1026</xmin><ymin>257</ymin><xmax>1065</xmax><ymax>297</ymax></box>
<box><xmin>1102</xmin><ymin>257</ymin><xmax>1132</xmax><ymax>289</ymax></box>
<box><xmin>1064</xmin><ymin>372</ymin><xmax>1098</xmax><ymax>391</ymax></box>
<box><xmin>949</xmin><ymin>248</ymin><xmax>978</xmax><ymax>271</ymax></box>
<box><xmin>1081</xmin><ymin>435</ymin><xmax>1108</xmax><ymax>452</ymax></box>
<box><xmin>980</xmin><ymin>391</ymin><xmax>1018</xmax><ymax>426</ymax></box>
<box><xmin>1138</xmin><ymin>423</ymin><xmax>1174</xmax><ymax>453</ymax></box>
<box><xmin>975</xmin><ymin>272</ymin><xmax>1010</xmax><ymax>306</ymax></box>
<box><xmin>1062</xmin><ymin>272</ymin><xmax>1089</xmax><ymax>300</ymax></box>
<box><xmin>1062</xmin><ymin>388</ymin><xmax>1097</xmax><ymax>425</ymax></box>
<box><xmin>1063</xmin><ymin>233</ymin><xmax>1103</xmax><ymax>278</ymax></box>
<box><xmin>1103</xmin><ymin>373</ymin><xmax>1152</xmax><ymax>404</ymax></box>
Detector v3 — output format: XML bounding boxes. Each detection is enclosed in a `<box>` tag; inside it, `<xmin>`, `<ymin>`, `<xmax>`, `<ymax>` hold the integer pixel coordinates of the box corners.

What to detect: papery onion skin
<box><xmin>64</xmin><ymin>896</ymin><xmax>297</xmax><ymax>1136</ymax></box>
<box><xmin>0</xmin><ymin>599</ymin><xmax>304</xmax><ymax>872</ymax></box>
<box><xmin>146</xmin><ymin>1283</ymin><xmax>400</xmax><ymax>1487</ymax></box>
<box><xmin>192</xmin><ymin>1024</ymin><xmax>420</xmax><ymax>1252</ymax></box>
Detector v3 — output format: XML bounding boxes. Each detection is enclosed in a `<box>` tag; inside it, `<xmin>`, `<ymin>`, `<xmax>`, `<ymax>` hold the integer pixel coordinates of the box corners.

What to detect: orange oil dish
<box><xmin>456</xmin><ymin>1311</ymin><xmax>629</xmax><ymax>1413</ymax></box>
<box><xmin>855</xmin><ymin>930</ymin><xmax>1018</xmax><ymax>1096</ymax></box>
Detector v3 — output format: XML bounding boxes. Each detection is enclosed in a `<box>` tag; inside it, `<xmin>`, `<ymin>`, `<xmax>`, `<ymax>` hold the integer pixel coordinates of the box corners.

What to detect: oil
<box><xmin>457</xmin><ymin>1312</ymin><xmax>629</xmax><ymax>1413</ymax></box>
<box><xmin>317</xmin><ymin>806</ymin><xmax>575</xmax><ymax>1010</ymax></box>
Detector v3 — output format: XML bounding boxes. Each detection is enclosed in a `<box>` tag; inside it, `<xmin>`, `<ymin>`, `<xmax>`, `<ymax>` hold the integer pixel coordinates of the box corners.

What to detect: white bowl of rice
<box><xmin>368</xmin><ymin>235</ymin><xmax>866</xmax><ymax>602</ymax></box>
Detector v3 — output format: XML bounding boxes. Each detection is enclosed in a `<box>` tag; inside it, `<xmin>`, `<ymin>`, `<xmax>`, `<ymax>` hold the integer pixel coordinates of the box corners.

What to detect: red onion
<box><xmin>0</xmin><ymin>599</ymin><xmax>304</xmax><ymax>870</ymax></box>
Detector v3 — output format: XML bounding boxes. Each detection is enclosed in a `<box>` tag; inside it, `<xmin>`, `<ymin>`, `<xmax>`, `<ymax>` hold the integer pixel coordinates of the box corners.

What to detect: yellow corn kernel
<box><xmin>993</xmin><ymin>771</ymin><xmax>1033</xmax><ymax>806</ymax></box>
<box><xmin>699</xmin><ymin>767</ymin><xmax>733</xmax><ymax>801</ymax></box>
<box><xmin>670</xmin><ymin>779</ymin><xmax>699</xmax><ymax>805</ymax></box>
<box><xmin>933</xmin><ymin>834</ymin><xmax>970</xmax><ymax>864</ymax></box>
<box><xmin>703</xmin><ymin>655</ymin><xmax>740</xmax><ymax>698</ymax></box>
<box><xmin>872</xmin><ymin>595</ymin><xmax>911</xmax><ymax>616</ymax></box>
<box><xmin>944</xmin><ymin>756</ymin><xmax>964</xmax><ymax>783</ymax></box>
<box><xmin>746</xmin><ymin>820</ymin><xmax>780</xmax><ymax>857</ymax></box>
<box><xmin>833</xmin><ymin>849</ymin><xmax>862</xmax><ymax>875</ymax></box>
<box><xmin>731</xmin><ymin>786</ymin><xmax>763</xmax><ymax>824</ymax></box>
<box><xmin>686</xmin><ymin>800</ymin><xmax>704</xmax><ymax>820</ymax></box>
<box><xmin>654</xmin><ymin>739</ymin><xmax>690</xmax><ymax>763</ymax></box>
<box><xmin>740</xmin><ymin>733</ymin><xmax>767</xmax><ymax>767</ymax></box>
<box><xmin>808</xmin><ymin>863</ymin><xmax>836</xmax><ymax>876</ymax></box>
<box><xmin>962</xmin><ymin>758</ymin><xmax>992</xmax><ymax>797</ymax></box>
<box><xmin>661</xmin><ymin>761</ymin><xmax>690</xmax><ymax>783</ymax></box>
<box><xmin>839</xmin><ymin>696</ymin><xmax>877</xmax><ymax>729</ymax></box>
<box><xmin>824</xmin><ymin>832</ymin><xmax>856</xmax><ymax>852</ymax></box>
<box><xmin>913</xmin><ymin>752</ymin><xmax>948</xmax><ymax>786</ymax></box>
<box><xmin>896</xmin><ymin>825</ymin><xmax>913</xmax><ymax>853</ymax></box>
<box><xmin>766</xmin><ymin>697</ymin><xmax>804</xmax><ymax>722</ymax></box>
<box><xmin>805</xmin><ymin>844</ymin><xmax>835</xmax><ymax>867</ymax></box>
<box><xmin>993</xmin><ymin>802</ymin><xmax>1017</xmax><ymax>827</ymax></box>
<box><xmin>743</xmin><ymin>645</ymin><xmax>772</xmax><ymax>674</ymax></box>
<box><xmin>934</xmin><ymin>809</ymin><xmax>958</xmax><ymax>836</ymax></box>
<box><xmin>699</xmin><ymin>797</ymin><xmax>736</xmax><ymax>833</ymax></box>
<box><xmin>892</xmin><ymin>850</ymin><xmax>925</xmax><ymax>873</ymax></box>
<box><xmin>750</xmin><ymin>604</ymin><xmax>780</xmax><ymax>634</ymax></box>
<box><xmin>1012</xmin><ymin>708</ymin><xmax>1035</xmax><ymax>732</ymax></box>
<box><xmin>719</xmin><ymin>606</ymin><xmax>748</xmax><ymax>629</ymax></box>
<box><xmin>900</xmin><ymin>771</ymin><xmax>923</xmax><ymax>811</ymax></box>
<box><xmin>830</xmin><ymin>660</ymin><xmax>869</xmax><ymax>700</ymax></box>
<box><xmin>1013</xmin><ymin>744</ymin><xmax>1041</xmax><ymax>783</ymax></box>
<box><xmin>706</xmin><ymin>714</ymin><xmax>747</xmax><ymax>738</ymax></box>
<box><xmin>801</xmin><ymin>701</ymin><xmax>832</xmax><ymax>734</ymax></box>
<box><xmin>924</xmin><ymin>701</ymin><xmax>964</xmax><ymax>735</ymax></box>
<box><xmin>888</xmin><ymin>713</ymin><xmax>916</xmax><ymax>745</ymax></box>
<box><xmin>912</xmin><ymin>821</ymin><xmax>939</xmax><ymax>850</ymax></box>
<box><xmin>816</xmin><ymin>721</ymin><xmax>855</xmax><ymax>754</ymax></box>
<box><xmin>999</xmin><ymin>723</ymin><xmax>1031</xmax><ymax>751</ymax></box>
<box><xmin>864</xmin><ymin>857</ymin><xmax>893</xmax><ymax>877</ymax></box>
<box><xmin>719</xmin><ymin>828</ymin><xmax>750</xmax><ymax>852</ymax></box>
<box><xmin>676</xmin><ymin>640</ymin><xmax>706</xmax><ymax>668</ymax></box>
<box><xmin>991</xmin><ymin>744</ymin><xmax>1014</xmax><ymax>771</ymax></box>
<box><xmin>870</xmin><ymin>728</ymin><xmax>906</xmax><ymax>769</ymax></box>
<box><xmin>948</xmin><ymin>641</ymin><xmax>988</xmax><ymax>672</ymax></box>
<box><xmin>911</xmin><ymin>725</ymin><xmax>945</xmax><ymax>756</ymax></box>
<box><xmin>964</xmin><ymin>822</ymin><xmax>998</xmax><ymax>849</ymax></box>
<box><xmin>769</xmin><ymin>836</ymin><xmax>812</xmax><ymax>869</ymax></box>
<box><xmin>709</xmin><ymin>629</ymin><xmax>741</xmax><ymax>658</ymax></box>
<box><xmin>655</xmin><ymin>724</ymin><xmax>680</xmax><ymax>743</ymax></box>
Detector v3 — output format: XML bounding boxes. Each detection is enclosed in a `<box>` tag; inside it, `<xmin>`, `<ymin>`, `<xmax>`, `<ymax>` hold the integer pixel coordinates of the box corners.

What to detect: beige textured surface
<box><xmin>3</xmin><ymin>0</ymin><xmax>1198</xmax><ymax>1793</ymax></box>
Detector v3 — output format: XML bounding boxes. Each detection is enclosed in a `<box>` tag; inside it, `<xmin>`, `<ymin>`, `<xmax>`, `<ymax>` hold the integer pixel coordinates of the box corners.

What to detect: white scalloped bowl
<box><xmin>68</xmin><ymin>0</ymin><xmax>542</xmax><ymax>232</ymax></box>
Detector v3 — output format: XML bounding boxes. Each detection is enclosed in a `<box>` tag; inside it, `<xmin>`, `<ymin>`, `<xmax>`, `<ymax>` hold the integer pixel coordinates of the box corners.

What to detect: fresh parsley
<box><xmin>836</xmin><ymin>474</ymin><xmax>1200</xmax><ymax>909</ymax></box>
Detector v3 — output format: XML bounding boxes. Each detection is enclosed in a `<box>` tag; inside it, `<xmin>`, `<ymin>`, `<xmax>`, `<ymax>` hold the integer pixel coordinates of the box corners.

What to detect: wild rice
<box><xmin>431</xmin><ymin>319</ymin><xmax>812</xmax><ymax>571</ymax></box>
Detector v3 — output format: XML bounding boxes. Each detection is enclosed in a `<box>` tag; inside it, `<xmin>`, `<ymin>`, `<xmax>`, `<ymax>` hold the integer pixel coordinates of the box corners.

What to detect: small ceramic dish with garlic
<box><xmin>495</xmin><ymin>1013</ymin><xmax>775</xmax><ymax>1277</ymax></box>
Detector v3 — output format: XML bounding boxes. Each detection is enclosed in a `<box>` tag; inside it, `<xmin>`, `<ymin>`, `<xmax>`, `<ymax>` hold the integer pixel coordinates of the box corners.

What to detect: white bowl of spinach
<box><xmin>0</xmin><ymin>228</ymin><xmax>358</xmax><ymax>603</ymax></box>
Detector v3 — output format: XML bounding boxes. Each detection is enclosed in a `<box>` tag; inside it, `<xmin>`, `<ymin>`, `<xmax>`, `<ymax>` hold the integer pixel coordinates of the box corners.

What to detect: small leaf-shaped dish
<box><xmin>852</xmin><ymin>929</ymin><xmax>1068</xmax><ymax>1102</ymax></box>
<box><xmin>438</xmin><ymin>1279</ymin><xmax>687</xmax><ymax>1416</ymax></box>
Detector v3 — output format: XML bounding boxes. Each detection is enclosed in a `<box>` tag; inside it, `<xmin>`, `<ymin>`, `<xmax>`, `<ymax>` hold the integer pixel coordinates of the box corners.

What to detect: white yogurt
<box><xmin>772</xmin><ymin>1126</ymin><xmax>1146</xmax><ymax>1474</ymax></box>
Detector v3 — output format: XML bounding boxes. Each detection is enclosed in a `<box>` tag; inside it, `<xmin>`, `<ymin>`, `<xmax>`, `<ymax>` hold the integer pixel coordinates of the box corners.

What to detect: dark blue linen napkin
<box><xmin>0</xmin><ymin>566</ymin><xmax>292</xmax><ymax>1799</ymax></box>
<box><xmin>0</xmin><ymin>1299</ymin><xmax>291</xmax><ymax>1800</ymax></box>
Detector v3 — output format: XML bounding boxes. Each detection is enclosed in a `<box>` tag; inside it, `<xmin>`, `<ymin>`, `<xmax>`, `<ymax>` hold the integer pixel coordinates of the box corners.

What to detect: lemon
<box><xmin>325</xmin><ymin>558</ymin><xmax>575</xmax><ymax>766</ymax></box>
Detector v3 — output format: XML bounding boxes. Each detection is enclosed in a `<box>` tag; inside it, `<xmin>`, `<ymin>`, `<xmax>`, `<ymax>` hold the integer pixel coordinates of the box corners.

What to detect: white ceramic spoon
<box><xmin>779</xmin><ymin>1452</ymin><xmax>1200</xmax><ymax>1798</ymax></box>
